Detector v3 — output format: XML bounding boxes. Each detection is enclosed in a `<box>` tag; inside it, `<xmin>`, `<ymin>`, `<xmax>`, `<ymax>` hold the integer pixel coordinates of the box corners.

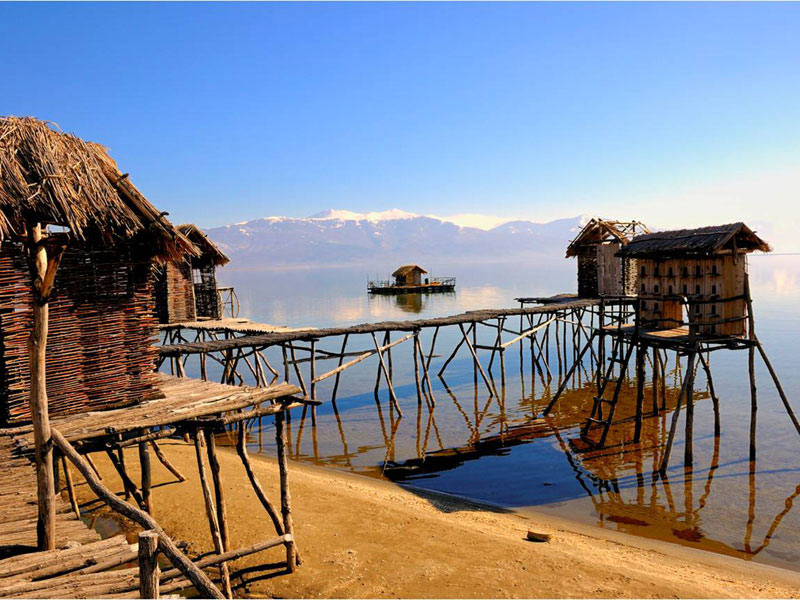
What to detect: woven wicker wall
<box><xmin>0</xmin><ymin>243</ymin><xmax>160</xmax><ymax>425</ymax></box>
<box><xmin>153</xmin><ymin>260</ymin><xmax>196</xmax><ymax>324</ymax></box>
<box><xmin>193</xmin><ymin>264</ymin><xmax>221</xmax><ymax>319</ymax></box>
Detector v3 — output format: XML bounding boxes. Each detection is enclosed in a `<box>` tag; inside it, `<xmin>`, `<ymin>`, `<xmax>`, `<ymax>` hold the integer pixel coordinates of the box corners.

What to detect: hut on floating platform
<box><xmin>0</xmin><ymin>116</ymin><xmax>194</xmax><ymax>425</ymax></box>
<box><xmin>393</xmin><ymin>264</ymin><xmax>427</xmax><ymax>286</ymax></box>
<box><xmin>617</xmin><ymin>222</ymin><xmax>771</xmax><ymax>335</ymax></box>
<box><xmin>154</xmin><ymin>224</ymin><xmax>229</xmax><ymax>323</ymax></box>
<box><xmin>566</xmin><ymin>218</ymin><xmax>650</xmax><ymax>298</ymax></box>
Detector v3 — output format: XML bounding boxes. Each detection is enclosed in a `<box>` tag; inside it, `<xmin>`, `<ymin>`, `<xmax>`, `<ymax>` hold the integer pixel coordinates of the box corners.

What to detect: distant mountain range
<box><xmin>204</xmin><ymin>210</ymin><xmax>592</xmax><ymax>270</ymax></box>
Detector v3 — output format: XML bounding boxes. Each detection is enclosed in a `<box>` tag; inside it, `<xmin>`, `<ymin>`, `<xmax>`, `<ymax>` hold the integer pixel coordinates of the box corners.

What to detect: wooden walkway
<box><xmin>159</xmin><ymin>317</ymin><xmax>314</xmax><ymax>336</ymax></box>
<box><xmin>159</xmin><ymin>299</ymin><xmax>600</xmax><ymax>357</ymax></box>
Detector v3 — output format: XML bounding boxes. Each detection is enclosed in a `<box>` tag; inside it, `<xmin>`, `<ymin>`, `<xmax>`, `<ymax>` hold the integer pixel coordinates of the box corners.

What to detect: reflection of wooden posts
<box><xmin>634</xmin><ymin>342</ymin><xmax>645</xmax><ymax>443</ymax></box>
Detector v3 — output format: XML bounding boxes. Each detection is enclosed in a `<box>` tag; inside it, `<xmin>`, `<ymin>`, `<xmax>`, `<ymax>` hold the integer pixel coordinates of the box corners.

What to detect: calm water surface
<box><xmin>212</xmin><ymin>255</ymin><xmax>800</xmax><ymax>571</ymax></box>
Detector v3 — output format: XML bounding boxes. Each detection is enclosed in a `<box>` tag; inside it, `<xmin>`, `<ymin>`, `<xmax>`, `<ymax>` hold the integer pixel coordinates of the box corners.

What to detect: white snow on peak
<box><xmin>309</xmin><ymin>209</ymin><xmax>420</xmax><ymax>222</ymax></box>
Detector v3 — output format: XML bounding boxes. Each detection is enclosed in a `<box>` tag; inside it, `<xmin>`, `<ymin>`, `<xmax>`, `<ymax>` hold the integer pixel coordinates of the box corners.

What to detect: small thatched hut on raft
<box><xmin>392</xmin><ymin>264</ymin><xmax>427</xmax><ymax>286</ymax></box>
<box><xmin>617</xmin><ymin>222</ymin><xmax>771</xmax><ymax>336</ymax></box>
<box><xmin>0</xmin><ymin>116</ymin><xmax>194</xmax><ymax>425</ymax></box>
<box><xmin>566</xmin><ymin>218</ymin><xmax>650</xmax><ymax>298</ymax></box>
<box><xmin>154</xmin><ymin>223</ymin><xmax>230</xmax><ymax>323</ymax></box>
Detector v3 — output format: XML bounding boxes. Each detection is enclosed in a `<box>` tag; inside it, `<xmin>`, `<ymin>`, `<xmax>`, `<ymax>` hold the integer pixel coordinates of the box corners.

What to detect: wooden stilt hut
<box><xmin>566</xmin><ymin>218</ymin><xmax>650</xmax><ymax>298</ymax></box>
<box><xmin>617</xmin><ymin>222</ymin><xmax>771</xmax><ymax>335</ymax></box>
<box><xmin>0</xmin><ymin>116</ymin><xmax>195</xmax><ymax>550</ymax></box>
<box><xmin>154</xmin><ymin>224</ymin><xmax>229</xmax><ymax>323</ymax></box>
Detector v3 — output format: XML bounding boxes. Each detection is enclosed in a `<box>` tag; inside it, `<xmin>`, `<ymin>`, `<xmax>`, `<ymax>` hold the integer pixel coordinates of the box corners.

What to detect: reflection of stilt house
<box><xmin>154</xmin><ymin>224</ymin><xmax>229</xmax><ymax>323</ymax></box>
<box><xmin>617</xmin><ymin>223</ymin><xmax>771</xmax><ymax>336</ymax></box>
<box><xmin>0</xmin><ymin>118</ymin><xmax>195</xmax><ymax>425</ymax></box>
<box><xmin>566</xmin><ymin>219</ymin><xmax>650</xmax><ymax>298</ymax></box>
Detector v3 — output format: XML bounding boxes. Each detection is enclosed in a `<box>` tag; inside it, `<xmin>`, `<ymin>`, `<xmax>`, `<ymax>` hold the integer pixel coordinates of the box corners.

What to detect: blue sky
<box><xmin>2</xmin><ymin>2</ymin><xmax>799</xmax><ymax>246</ymax></box>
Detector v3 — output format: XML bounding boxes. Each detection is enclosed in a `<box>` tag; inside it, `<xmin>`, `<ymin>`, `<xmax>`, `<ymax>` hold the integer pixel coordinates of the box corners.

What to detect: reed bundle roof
<box><xmin>392</xmin><ymin>264</ymin><xmax>427</xmax><ymax>277</ymax></box>
<box><xmin>178</xmin><ymin>224</ymin><xmax>229</xmax><ymax>266</ymax></box>
<box><xmin>616</xmin><ymin>222</ymin><xmax>771</xmax><ymax>258</ymax></box>
<box><xmin>0</xmin><ymin>116</ymin><xmax>193</xmax><ymax>261</ymax></box>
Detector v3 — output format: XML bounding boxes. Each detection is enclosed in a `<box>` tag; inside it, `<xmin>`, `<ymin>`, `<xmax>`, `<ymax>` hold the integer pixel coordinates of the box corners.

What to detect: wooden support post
<box><xmin>138</xmin><ymin>530</ymin><xmax>160</xmax><ymax>599</ymax></box>
<box><xmin>275</xmin><ymin>411</ymin><xmax>298</xmax><ymax>571</ymax></box>
<box><xmin>412</xmin><ymin>331</ymin><xmax>424</xmax><ymax>405</ymax></box>
<box><xmin>206</xmin><ymin>432</ymin><xmax>230</xmax><ymax>557</ymax></box>
<box><xmin>542</xmin><ymin>331</ymin><xmax>597</xmax><ymax>415</ymax></box>
<box><xmin>371</xmin><ymin>332</ymin><xmax>402</xmax><ymax>416</ymax></box>
<box><xmin>310</xmin><ymin>340</ymin><xmax>317</xmax><ymax>401</ymax></box>
<box><xmin>416</xmin><ymin>334</ymin><xmax>436</xmax><ymax>407</ymax></box>
<box><xmin>61</xmin><ymin>456</ymin><xmax>80</xmax><ymax>519</ymax></box>
<box><xmin>26</xmin><ymin>222</ymin><xmax>57</xmax><ymax>551</ymax></box>
<box><xmin>458</xmin><ymin>323</ymin><xmax>495</xmax><ymax>397</ymax></box>
<box><xmin>634</xmin><ymin>343</ymin><xmax>645</xmax><ymax>443</ymax></box>
<box><xmin>652</xmin><ymin>347</ymin><xmax>660</xmax><ymax>415</ymax></box>
<box><xmin>697</xmin><ymin>352</ymin><xmax>720</xmax><ymax>438</ymax></box>
<box><xmin>437</xmin><ymin>323</ymin><xmax>470</xmax><ymax>376</ymax></box>
<box><xmin>149</xmin><ymin>440</ymin><xmax>186</xmax><ymax>482</ymax></box>
<box><xmin>106</xmin><ymin>449</ymin><xmax>146</xmax><ymax>510</ymax></box>
<box><xmin>139</xmin><ymin>442</ymin><xmax>153</xmax><ymax>514</ymax></box>
<box><xmin>684</xmin><ymin>353</ymin><xmax>697</xmax><ymax>467</ymax></box>
<box><xmin>51</xmin><ymin>429</ymin><xmax>224</xmax><ymax>600</ymax></box>
<box><xmin>85</xmin><ymin>452</ymin><xmax>102</xmax><ymax>480</ymax></box>
<box><xmin>236</xmin><ymin>422</ymin><xmax>285</xmax><ymax>536</ymax></box>
<box><xmin>331</xmin><ymin>334</ymin><xmax>349</xmax><ymax>404</ymax></box>
<box><xmin>193</xmin><ymin>430</ymin><xmax>232</xmax><ymax>598</ymax></box>
<box><xmin>659</xmin><ymin>351</ymin><xmax>696</xmax><ymax>475</ymax></box>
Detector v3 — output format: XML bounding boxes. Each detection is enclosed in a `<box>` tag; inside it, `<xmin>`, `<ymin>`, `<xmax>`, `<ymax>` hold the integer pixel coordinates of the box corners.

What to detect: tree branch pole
<box><xmin>26</xmin><ymin>222</ymin><xmax>57</xmax><ymax>550</ymax></box>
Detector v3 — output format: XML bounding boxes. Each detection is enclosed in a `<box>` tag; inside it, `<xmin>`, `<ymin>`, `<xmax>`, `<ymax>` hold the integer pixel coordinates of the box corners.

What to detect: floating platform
<box><xmin>368</xmin><ymin>282</ymin><xmax>456</xmax><ymax>295</ymax></box>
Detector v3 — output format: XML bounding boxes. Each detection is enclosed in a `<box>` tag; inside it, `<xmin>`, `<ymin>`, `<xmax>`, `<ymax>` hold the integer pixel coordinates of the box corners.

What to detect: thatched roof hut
<box><xmin>0</xmin><ymin>116</ymin><xmax>193</xmax><ymax>425</ymax></box>
<box><xmin>392</xmin><ymin>264</ymin><xmax>427</xmax><ymax>286</ymax></box>
<box><xmin>0</xmin><ymin>116</ymin><xmax>194</xmax><ymax>259</ymax></box>
<box><xmin>566</xmin><ymin>218</ymin><xmax>649</xmax><ymax>298</ymax></box>
<box><xmin>616</xmin><ymin>222</ymin><xmax>771</xmax><ymax>258</ymax></box>
<box><xmin>155</xmin><ymin>224</ymin><xmax>230</xmax><ymax>323</ymax></box>
<box><xmin>619</xmin><ymin>222</ymin><xmax>771</xmax><ymax>336</ymax></box>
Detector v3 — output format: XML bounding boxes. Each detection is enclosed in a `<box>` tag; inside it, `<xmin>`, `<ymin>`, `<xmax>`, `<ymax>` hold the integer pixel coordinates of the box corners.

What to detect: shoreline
<box><xmin>74</xmin><ymin>438</ymin><xmax>800</xmax><ymax>598</ymax></box>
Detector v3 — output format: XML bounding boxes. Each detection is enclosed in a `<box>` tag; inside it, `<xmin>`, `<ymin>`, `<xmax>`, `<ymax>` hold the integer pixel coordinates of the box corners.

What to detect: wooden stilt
<box><xmin>138</xmin><ymin>530</ymin><xmax>160</xmax><ymax>599</ymax></box>
<box><xmin>659</xmin><ymin>351</ymin><xmax>696</xmax><ymax>475</ymax></box>
<box><xmin>412</xmin><ymin>331</ymin><xmax>424</xmax><ymax>405</ymax></box>
<box><xmin>697</xmin><ymin>352</ymin><xmax>720</xmax><ymax>438</ymax></box>
<box><xmin>149</xmin><ymin>440</ymin><xmax>186</xmax><ymax>482</ymax></box>
<box><xmin>193</xmin><ymin>430</ymin><xmax>232</xmax><ymax>598</ymax></box>
<box><xmin>139</xmin><ymin>442</ymin><xmax>152</xmax><ymax>514</ymax></box>
<box><xmin>61</xmin><ymin>456</ymin><xmax>80</xmax><ymax>519</ymax></box>
<box><xmin>437</xmin><ymin>323</ymin><xmax>470</xmax><ymax>376</ymax></box>
<box><xmin>85</xmin><ymin>452</ymin><xmax>102</xmax><ymax>480</ymax></box>
<box><xmin>684</xmin><ymin>354</ymin><xmax>696</xmax><ymax>467</ymax></box>
<box><xmin>106</xmin><ymin>449</ymin><xmax>145</xmax><ymax>510</ymax></box>
<box><xmin>634</xmin><ymin>342</ymin><xmax>645</xmax><ymax>443</ymax></box>
<box><xmin>274</xmin><ymin>411</ymin><xmax>298</xmax><ymax>571</ymax></box>
<box><xmin>331</xmin><ymin>334</ymin><xmax>349</xmax><ymax>404</ymax></box>
<box><xmin>458</xmin><ymin>323</ymin><xmax>495</xmax><ymax>397</ymax></box>
<box><xmin>236</xmin><ymin>422</ymin><xmax>285</xmax><ymax>536</ymax></box>
<box><xmin>416</xmin><ymin>335</ymin><xmax>436</xmax><ymax>406</ymax></box>
<box><xmin>26</xmin><ymin>222</ymin><xmax>58</xmax><ymax>551</ymax></box>
<box><xmin>206</xmin><ymin>432</ymin><xmax>230</xmax><ymax>557</ymax></box>
<box><xmin>372</xmin><ymin>332</ymin><xmax>402</xmax><ymax>416</ymax></box>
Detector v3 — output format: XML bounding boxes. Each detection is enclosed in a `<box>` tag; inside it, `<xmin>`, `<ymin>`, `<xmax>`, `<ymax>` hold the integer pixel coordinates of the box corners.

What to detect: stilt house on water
<box><xmin>0</xmin><ymin>118</ymin><xmax>302</xmax><ymax>591</ymax></box>
<box><xmin>566</xmin><ymin>218</ymin><xmax>650</xmax><ymax>298</ymax></box>
<box><xmin>154</xmin><ymin>223</ymin><xmax>230</xmax><ymax>324</ymax></box>
<box><xmin>368</xmin><ymin>264</ymin><xmax>456</xmax><ymax>294</ymax></box>
<box><xmin>0</xmin><ymin>117</ymin><xmax>195</xmax><ymax>425</ymax></box>
<box><xmin>617</xmin><ymin>222</ymin><xmax>771</xmax><ymax>336</ymax></box>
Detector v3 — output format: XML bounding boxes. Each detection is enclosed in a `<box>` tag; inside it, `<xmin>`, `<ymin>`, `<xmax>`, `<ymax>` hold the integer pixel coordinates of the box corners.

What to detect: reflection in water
<box><xmin>228</xmin><ymin>257</ymin><xmax>800</xmax><ymax>572</ymax></box>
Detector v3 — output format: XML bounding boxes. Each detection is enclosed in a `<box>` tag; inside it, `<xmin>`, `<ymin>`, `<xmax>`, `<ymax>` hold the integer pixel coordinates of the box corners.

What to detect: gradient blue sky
<box><xmin>2</xmin><ymin>2</ymin><xmax>799</xmax><ymax>246</ymax></box>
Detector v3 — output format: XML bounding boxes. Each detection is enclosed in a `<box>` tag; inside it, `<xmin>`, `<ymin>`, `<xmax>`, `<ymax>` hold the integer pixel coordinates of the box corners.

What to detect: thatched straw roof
<box><xmin>0</xmin><ymin>116</ymin><xmax>194</xmax><ymax>260</ymax></box>
<box><xmin>617</xmin><ymin>222</ymin><xmax>771</xmax><ymax>258</ymax></box>
<box><xmin>178</xmin><ymin>224</ymin><xmax>229</xmax><ymax>266</ymax></box>
<box><xmin>393</xmin><ymin>264</ymin><xmax>427</xmax><ymax>278</ymax></box>
<box><xmin>565</xmin><ymin>218</ymin><xmax>650</xmax><ymax>258</ymax></box>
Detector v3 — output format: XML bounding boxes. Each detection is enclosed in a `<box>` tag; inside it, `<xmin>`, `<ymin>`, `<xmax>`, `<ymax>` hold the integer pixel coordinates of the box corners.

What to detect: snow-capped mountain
<box><xmin>205</xmin><ymin>210</ymin><xmax>591</xmax><ymax>269</ymax></box>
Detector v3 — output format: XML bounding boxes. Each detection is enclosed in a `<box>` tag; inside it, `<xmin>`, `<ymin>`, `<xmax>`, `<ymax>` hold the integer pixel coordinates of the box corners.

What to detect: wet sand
<box><xmin>74</xmin><ymin>438</ymin><xmax>800</xmax><ymax>598</ymax></box>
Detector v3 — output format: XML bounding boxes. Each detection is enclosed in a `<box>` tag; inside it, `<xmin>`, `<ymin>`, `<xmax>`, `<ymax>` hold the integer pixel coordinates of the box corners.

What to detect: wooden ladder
<box><xmin>580</xmin><ymin>307</ymin><xmax>635</xmax><ymax>448</ymax></box>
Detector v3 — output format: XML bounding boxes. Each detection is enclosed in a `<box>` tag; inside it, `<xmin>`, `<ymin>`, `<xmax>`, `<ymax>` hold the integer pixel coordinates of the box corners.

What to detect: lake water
<box><xmin>209</xmin><ymin>254</ymin><xmax>800</xmax><ymax>571</ymax></box>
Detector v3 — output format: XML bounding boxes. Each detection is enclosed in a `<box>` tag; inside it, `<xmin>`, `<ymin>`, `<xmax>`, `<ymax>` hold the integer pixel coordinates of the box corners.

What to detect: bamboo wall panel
<box><xmin>0</xmin><ymin>244</ymin><xmax>160</xmax><ymax>425</ymax></box>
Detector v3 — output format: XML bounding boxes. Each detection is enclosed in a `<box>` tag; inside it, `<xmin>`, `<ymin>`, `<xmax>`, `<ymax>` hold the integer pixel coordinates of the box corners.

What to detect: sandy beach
<box><xmin>73</xmin><ymin>438</ymin><xmax>800</xmax><ymax>598</ymax></box>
